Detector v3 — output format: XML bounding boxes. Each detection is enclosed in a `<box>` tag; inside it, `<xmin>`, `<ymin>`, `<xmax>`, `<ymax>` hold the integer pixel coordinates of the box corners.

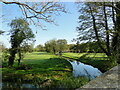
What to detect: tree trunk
<box><xmin>103</xmin><ymin>4</ymin><xmax>111</xmax><ymax>56</ymax></box>
<box><xmin>89</xmin><ymin>5</ymin><xmax>111</xmax><ymax>56</ymax></box>
<box><xmin>18</xmin><ymin>49</ymin><xmax>22</xmax><ymax>66</ymax></box>
<box><xmin>8</xmin><ymin>49</ymin><xmax>17</xmax><ymax>66</ymax></box>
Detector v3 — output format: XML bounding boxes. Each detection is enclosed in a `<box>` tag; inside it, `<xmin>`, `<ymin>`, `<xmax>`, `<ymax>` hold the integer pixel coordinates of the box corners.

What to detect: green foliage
<box><xmin>35</xmin><ymin>44</ymin><xmax>45</xmax><ymax>52</ymax></box>
<box><xmin>87</xmin><ymin>41</ymin><xmax>106</xmax><ymax>53</ymax></box>
<box><xmin>57</xmin><ymin>39</ymin><xmax>68</xmax><ymax>55</ymax></box>
<box><xmin>69</xmin><ymin>41</ymin><xmax>105</xmax><ymax>53</ymax></box>
<box><xmin>9</xmin><ymin>18</ymin><xmax>35</xmax><ymax>48</ymax></box>
<box><xmin>8</xmin><ymin>18</ymin><xmax>35</xmax><ymax>66</ymax></box>
<box><xmin>2</xmin><ymin>49</ymin><xmax>10</xmax><ymax>62</ymax></box>
<box><xmin>45</xmin><ymin>39</ymin><xmax>58</xmax><ymax>54</ymax></box>
<box><xmin>45</xmin><ymin>39</ymin><xmax>68</xmax><ymax>55</ymax></box>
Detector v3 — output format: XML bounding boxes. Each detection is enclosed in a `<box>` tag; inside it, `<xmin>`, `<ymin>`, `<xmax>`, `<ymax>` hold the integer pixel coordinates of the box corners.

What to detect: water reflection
<box><xmin>67</xmin><ymin>60</ymin><xmax>102</xmax><ymax>80</ymax></box>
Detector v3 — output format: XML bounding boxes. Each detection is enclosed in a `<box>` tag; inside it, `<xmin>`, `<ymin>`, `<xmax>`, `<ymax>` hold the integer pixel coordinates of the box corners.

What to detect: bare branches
<box><xmin>1</xmin><ymin>1</ymin><xmax>67</xmax><ymax>29</ymax></box>
<box><xmin>2</xmin><ymin>1</ymin><xmax>43</xmax><ymax>14</ymax></box>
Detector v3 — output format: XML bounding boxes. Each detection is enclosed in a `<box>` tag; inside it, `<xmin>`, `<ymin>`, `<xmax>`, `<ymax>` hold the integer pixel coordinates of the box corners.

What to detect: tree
<box><xmin>68</xmin><ymin>44</ymin><xmax>75</xmax><ymax>52</ymax></box>
<box><xmin>1</xmin><ymin>1</ymin><xmax>67</xmax><ymax>29</ymax></box>
<box><xmin>74</xmin><ymin>41</ymin><xmax>81</xmax><ymax>53</ymax></box>
<box><xmin>35</xmin><ymin>44</ymin><xmax>45</xmax><ymax>52</ymax></box>
<box><xmin>44</xmin><ymin>39</ymin><xmax>68</xmax><ymax>55</ymax></box>
<box><xmin>21</xmin><ymin>43</ymin><xmax>34</xmax><ymax>53</ymax></box>
<box><xmin>57</xmin><ymin>39</ymin><xmax>67</xmax><ymax>55</ymax></box>
<box><xmin>76</xmin><ymin>2</ymin><xmax>120</xmax><ymax>64</ymax></box>
<box><xmin>76</xmin><ymin>3</ymin><xmax>109</xmax><ymax>55</ymax></box>
<box><xmin>45</xmin><ymin>39</ymin><xmax>58</xmax><ymax>54</ymax></box>
<box><xmin>8</xmin><ymin>18</ymin><xmax>35</xmax><ymax>66</ymax></box>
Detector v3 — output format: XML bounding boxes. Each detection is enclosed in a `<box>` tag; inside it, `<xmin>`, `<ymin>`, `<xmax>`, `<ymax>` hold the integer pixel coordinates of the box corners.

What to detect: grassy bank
<box><xmin>62</xmin><ymin>53</ymin><xmax>115</xmax><ymax>72</ymax></box>
<box><xmin>2</xmin><ymin>52</ymin><xmax>89</xmax><ymax>88</ymax></box>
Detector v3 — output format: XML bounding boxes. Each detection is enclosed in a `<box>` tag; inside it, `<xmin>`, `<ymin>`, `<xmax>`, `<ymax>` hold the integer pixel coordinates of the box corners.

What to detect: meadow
<box><xmin>2</xmin><ymin>52</ymin><xmax>89</xmax><ymax>88</ymax></box>
<box><xmin>2</xmin><ymin>52</ymin><xmax>116</xmax><ymax>88</ymax></box>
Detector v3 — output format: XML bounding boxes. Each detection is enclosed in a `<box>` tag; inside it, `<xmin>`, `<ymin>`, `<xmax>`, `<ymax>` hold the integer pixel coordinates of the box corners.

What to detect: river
<box><xmin>67</xmin><ymin>60</ymin><xmax>102</xmax><ymax>80</ymax></box>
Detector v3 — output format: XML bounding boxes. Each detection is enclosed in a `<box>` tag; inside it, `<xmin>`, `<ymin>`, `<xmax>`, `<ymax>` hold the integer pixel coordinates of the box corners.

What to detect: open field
<box><xmin>63</xmin><ymin>53</ymin><xmax>115</xmax><ymax>72</ymax></box>
<box><xmin>63</xmin><ymin>53</ymin><xmax>108</xmax><ymax>60</ymax></box>
<box><xmin>2</xmin><ymin>52</ymin><xmax>89</xmax><ymax>88</ymax></box>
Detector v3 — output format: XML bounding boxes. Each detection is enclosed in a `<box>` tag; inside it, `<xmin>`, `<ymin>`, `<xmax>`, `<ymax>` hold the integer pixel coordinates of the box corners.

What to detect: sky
<box><xmin>0</xmin><ymin>2</ymin><xmax>80</xmax><ymax>48</ymax></box>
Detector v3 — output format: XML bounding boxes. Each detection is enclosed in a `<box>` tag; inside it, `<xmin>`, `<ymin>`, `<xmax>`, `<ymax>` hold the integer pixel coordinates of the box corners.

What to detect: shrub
<box><xmin>2</xmin><ymin>50</ymin><xmax>10</xmax><ymax>62</ymax></box>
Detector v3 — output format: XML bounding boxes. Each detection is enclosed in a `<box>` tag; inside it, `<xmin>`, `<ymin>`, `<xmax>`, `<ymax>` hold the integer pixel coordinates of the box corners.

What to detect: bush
<box><xmin>2</xmin><ymin>50</ymin><xmax>10</xmax><ymax>62</ymax></box>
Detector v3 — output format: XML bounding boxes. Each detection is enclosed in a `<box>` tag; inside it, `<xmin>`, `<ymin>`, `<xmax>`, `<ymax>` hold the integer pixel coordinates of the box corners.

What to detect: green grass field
<box><xmin>63</xmin><ymin>53</ymin><xmax>108</xmax><ymax>60</ymax></box>
<box><xmin>2</xmin><ymin>52</ymin><xmax>89</xmax><ymax>88</ymax></box>
<box><xmin>62</xmin><ymin>53</ymin><xmax>115</xmax><ymax>72</ymax></box>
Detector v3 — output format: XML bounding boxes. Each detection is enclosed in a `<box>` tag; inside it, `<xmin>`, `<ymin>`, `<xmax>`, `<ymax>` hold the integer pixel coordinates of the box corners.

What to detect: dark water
<box><xmin>67</xmin><ymin>60</ymin><xmax>102</xmax><ymax>80</ymax></box>
<box><xmin>2</xmin><ymin>82</ymin><xmax>37</xmax><ymax>88</ymax></box>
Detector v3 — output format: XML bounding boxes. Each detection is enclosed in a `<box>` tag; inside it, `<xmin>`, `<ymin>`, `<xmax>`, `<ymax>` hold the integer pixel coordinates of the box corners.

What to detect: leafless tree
<box><xmin>1</xmin><ymin>0</ymin><xmax>67</xmax><ymax>29</ymax></box>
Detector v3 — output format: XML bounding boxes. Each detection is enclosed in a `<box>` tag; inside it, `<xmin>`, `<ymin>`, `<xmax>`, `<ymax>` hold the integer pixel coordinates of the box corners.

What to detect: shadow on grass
<box><xmin>78</xmin><ymin>56</ymin><xmax>115</xmax><ymax>72</ymax></box>
<box><xmin>2</xmin><ymin>57</ymin><xmax>73</xmax><ymax>83</ymax></box>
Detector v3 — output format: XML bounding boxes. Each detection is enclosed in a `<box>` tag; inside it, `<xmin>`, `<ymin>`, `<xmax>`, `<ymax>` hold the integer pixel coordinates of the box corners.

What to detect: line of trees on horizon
<box><xmin>33</xmin><ymin>40</ymin><xmax>105</xmax><ymax>54</ymax></box>
<box><xmin>1</xmin><ymin>39</ymin><xmax>106</xmax><ymax>55</ymax></box>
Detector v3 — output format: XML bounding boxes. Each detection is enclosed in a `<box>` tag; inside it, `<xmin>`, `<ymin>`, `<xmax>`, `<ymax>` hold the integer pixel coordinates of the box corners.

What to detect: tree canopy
<box><xmin>45</xmin><ymin>39</ymin><xmax>68</xmax><ymax>55</ymax></box>
<box><xmin>8</xmin><ymin>18</ymin><xmax>35</xmax><ymax>66</ymax></box>
<box><xmin>76</xmin><ymin>2</ymin><xmax>120</xmax><ymax>64</ymax></box>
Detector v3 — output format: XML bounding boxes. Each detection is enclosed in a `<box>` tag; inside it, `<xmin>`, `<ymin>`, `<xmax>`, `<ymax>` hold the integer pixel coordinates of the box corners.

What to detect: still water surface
<box><xmin>67</xmin><ymin>60</ymin><xmax>102</xmax><ymax>80</ymax></box>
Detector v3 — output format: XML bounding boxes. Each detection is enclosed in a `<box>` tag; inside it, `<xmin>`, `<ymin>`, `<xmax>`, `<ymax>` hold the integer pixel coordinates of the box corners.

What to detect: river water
<box><xmin>67</xmin><ymin>60</ymin><xmax>102</xmax><ymax>80</ymax></box>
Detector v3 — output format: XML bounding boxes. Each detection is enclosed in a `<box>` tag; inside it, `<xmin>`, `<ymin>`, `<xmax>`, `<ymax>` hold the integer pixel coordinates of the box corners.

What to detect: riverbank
<box><xmin>62</xmin><ymin>53</ymin><xmax>116</xmax><ymax>72</ymax></box>
<box><xmin>2</xmin><ymin>52</ymin><xmax>89</xmax><ymax>88</ymax></box>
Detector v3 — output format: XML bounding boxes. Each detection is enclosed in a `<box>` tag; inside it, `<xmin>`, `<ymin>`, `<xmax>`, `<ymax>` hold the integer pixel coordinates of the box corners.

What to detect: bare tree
<box><xmin>1</xmin><ymin>1</ymin><xmax>67</xmax><ymax>29</ymax></box>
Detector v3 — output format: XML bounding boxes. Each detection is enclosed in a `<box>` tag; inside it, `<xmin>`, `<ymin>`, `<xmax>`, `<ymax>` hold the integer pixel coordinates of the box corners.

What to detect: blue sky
<box><xmin>0</xmin><ymin>2</ymin><xmax>80</xmax><ymax>48</ymax></box>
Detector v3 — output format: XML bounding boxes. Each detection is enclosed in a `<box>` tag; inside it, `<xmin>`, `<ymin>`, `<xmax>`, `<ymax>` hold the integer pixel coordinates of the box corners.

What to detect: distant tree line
<box><xmin>69</xmin><ymin>41</ymin><xmax>105</xmax><ymax>53</ymax></box>
<box><xmin>35</xmin><ymin>39</ymin><xmax>68</xmax><ymax>55</ymax></box>
<box><xmin>34</xmin><ymin>40</ymin><xmax>105</xmax><ymax>54</ymax></box>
